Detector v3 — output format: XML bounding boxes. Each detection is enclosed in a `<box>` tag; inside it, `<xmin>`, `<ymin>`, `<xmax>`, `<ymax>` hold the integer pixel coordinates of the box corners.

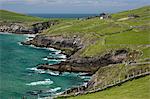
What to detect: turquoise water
<box><xmin>0</xmin><ymin>33</ymin><xmax>85</xmax><ymax>99</ymax></box>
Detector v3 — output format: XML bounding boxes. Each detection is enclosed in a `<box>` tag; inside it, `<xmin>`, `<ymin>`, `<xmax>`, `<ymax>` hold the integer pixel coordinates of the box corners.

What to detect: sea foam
<box><xmin>27</xmin><ymin>67</ymin><xmax>60</xmax><ymax>76</ymax></box>
<box><xmin>46</xmin><ymin>87</ymin><xmax>61</xmax><ymax>93</ymax></box>
<box><xmin>42</xmin><ymin>58</ymin><xmax>66</xmax><ymax>62</ymax></box>
<box><xmin>26</xmin><ymin>79</ymin><xmax>53</xmax><ymax>86</ymax></box>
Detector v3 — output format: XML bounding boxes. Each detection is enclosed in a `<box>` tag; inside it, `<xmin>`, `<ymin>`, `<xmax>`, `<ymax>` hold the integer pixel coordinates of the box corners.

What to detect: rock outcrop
<box><xmin>21</xmin><ymin>33</ymin><xmax>128</xmax><ymax>74</ymax></box>
<box><xmin>38</xmin><ymin>49</ymin><xmax>128</xmax><ymax>74</ymax></box>
<box><xmin>22</xmin><ymin>35</ymin><xmax>83</xmax><ymax>56</ymax></box>
<box><xmin>0</xmin><ymin>21</ymin><xmax>58</xmax><ymax>34</ymax></box>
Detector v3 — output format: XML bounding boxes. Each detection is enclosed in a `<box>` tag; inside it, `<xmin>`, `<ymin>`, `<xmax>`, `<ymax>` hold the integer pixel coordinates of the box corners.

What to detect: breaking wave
<box><xmin>42</xmin><ymin>58</ymin><xmax>66</xmax><ymax>62</ymax></box>
<box><xmin>26</xmin><ymin>79</ymin><xmax>53</xmax><ymax>86</ymax></box>
<box><xmin>26</xmin><ymin>67</ymin><xmax>60</xmax><ymax>76</ymax></box>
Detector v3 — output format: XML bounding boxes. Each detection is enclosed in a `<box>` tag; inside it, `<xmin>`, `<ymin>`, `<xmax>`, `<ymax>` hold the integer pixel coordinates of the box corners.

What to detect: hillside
<box><xmin>41</xmin><ymin>6</ymin><xmax>150</xmax><ymax>58</ymax></box>
<box><xmin>23</xmin><ymin>6</ymin><xmax>150</xmax><ymax>74</ymax></box>
<box><xmin>67</xmin><ymin>75</ymin><xmax>150</xmax><ymax>99</ymax></box>
<box><xmin>1</xmin><ymin>6</ymin><xmax>149</xmax><ymax>98</ymax></box>
<box><xmin>37</xmin><ymin>6</ymin><xmax>150</xmax><ymax>98</ymax></box>
<box><xmin>0</xmin><ymin>10</ymin><xmax>48</xmax><ymax>23</ymax></box>
<box><xmin>0</xmin><ymin>10</ymin><xmax>61</xmax><ymax>34</ymax></box>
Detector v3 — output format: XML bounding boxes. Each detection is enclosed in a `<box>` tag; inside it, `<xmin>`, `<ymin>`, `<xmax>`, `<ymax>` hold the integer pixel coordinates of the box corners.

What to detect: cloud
<box><xmin>0</xmin><ymin>0</ymin><xmax>150</xmax><ymax>13</ymax></box>
<box><xmin>0</xmin><ymin>0</ymin><xmax>149</xmax><ymax>6</ymax></box>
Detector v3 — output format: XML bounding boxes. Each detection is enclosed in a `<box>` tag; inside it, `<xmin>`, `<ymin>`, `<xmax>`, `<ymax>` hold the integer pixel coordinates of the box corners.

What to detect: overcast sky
<box><xmin>0</xmin><ymin>0</ymin><xmax>150</xmax><ymax>14</ymax></box>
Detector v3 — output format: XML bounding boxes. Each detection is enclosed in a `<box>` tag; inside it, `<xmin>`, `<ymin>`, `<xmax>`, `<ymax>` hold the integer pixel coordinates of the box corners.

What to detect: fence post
<box><xmin>139</xmin><ymin>69</ymin><xmax>142</xmax><ymax>75</ymax></box>
<box><xmin>145</xmin><ymin>68</ymin><xmax>147</xmax><ymax>73</ymax></box>
<box><xmin>127</xmin><ymin>74</ymin><xmax>129</xmax><ymax>79</ymax></box>
<box><xmin>94</xmin><ymin>83</ymin><xmax>96</xmax><ymax>91</ymax></box>
<box><xmin>133</xmin><ymin>72</ymin><xmax>135</xmax><ymax>77</ymax></box>
<box><xmin>118</xmin><ymin>76</ymin><xmax>121</xmax><ymax>83</ymax></box>
<box><xmin>78</xmin><ymin>86</ymin><xmax>80</xmax><ymax>93</ymax></box>
<box><xmin>113</xmin><ymin>79</ymin><xmax>116</xmax><ymax>85</ymax></box>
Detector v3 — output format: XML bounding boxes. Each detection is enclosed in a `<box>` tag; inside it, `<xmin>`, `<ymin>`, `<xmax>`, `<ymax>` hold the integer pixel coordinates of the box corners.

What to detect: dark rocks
<box><xmin>22</xmin><ymin>33</ymin><xmax>128</xmax><ymax>74</ymax></box>
<box><xmin>0</xmin><ymin>20</ymin><xmax>58</xmax><ymax>34</ymax></box>
<box><xmin>0</xmin><ymin>23</ymin><xmax>32</xmax><ymax>34</ymax></box>
<box><xmin>128</xmin><ymin>14</ymin><xmax>140</xmax><ymax>18</ymax></box>
<box><xmin>22</xmin><ymin>35</ymin><xmax>83</xmax><ymax>57</ymax></box>
<box><xmin>38</xmin><ymin>49</ymin><xmax>128</xmax><ymax>74</ymax></box>
<box><xmin>31</xmin><ymin>21</ymin><xmax>58</xmax><ymax>33</ymax></box>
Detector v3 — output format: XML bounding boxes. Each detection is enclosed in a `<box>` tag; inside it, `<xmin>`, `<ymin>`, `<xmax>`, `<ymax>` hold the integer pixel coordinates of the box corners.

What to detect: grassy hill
<box><xmin>0</xmin><ymin>10</ymin><xmax>49</xmax><ymax>23</ymax></box>
<box><xmin>67</xmin><ymin>75</ymin><xmax>150</xmax><ymax>99</ymax></box>
<box><xmin>1</xmin><ymin>6</ymin><xmax>149</xmax><ymax>99</ymax></box>
<box><xmin>45</xmin><ymin>6</ymin><xmax>149</xmax><ymax>99</ymax></box>
<box><xmin>42</xmin><ymin>6</ymin><xmax>150</xmax><ymax>59</ymax></box>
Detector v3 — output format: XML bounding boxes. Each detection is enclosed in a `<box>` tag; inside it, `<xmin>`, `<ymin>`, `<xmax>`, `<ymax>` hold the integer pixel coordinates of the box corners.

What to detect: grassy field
<box><xmin>1</xmin><ymin>6</ymin><xmax>150</xmax><ymax>99</ymax></box>
<box><xmin>0</xmin><ymin>10</ymin><xmax>48</xmax><ymax>23</ymax></box>
<box><xmin>66</xmin><ymin>75</ymin><xmax>150</xmax><ymax>99</ymax></box>
<box><xmin>42</xmin><ymin>6</ymin><xmax>150</xmax><ymax>59</ymax></box>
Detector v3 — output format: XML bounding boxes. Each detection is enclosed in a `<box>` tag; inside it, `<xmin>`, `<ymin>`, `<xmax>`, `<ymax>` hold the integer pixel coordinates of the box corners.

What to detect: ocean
<box><xmin>28</xmin><ymin>14</ymin><xmax>98</xmax><ymax>18</ymax></box>
<box><xmin>0</xmin><ymin>33</ymin><xmax>89</xmax><ymax>99</ymax></box>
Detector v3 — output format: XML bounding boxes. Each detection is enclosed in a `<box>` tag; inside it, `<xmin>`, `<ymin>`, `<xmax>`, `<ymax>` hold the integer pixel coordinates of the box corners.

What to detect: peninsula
<box><xmin>0</xmin><ymin>6</ymin><xmax>150</xmax><ymax>99</ymax></box>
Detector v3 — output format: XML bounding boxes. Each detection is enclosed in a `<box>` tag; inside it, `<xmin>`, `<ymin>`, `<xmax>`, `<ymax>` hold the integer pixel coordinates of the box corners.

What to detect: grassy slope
<box><xmin>67</xmin><ymin>75</ymin><xmax>150</xmax><ymax>99</ymax></box>
<box><xmin>46</xmin><ymin>6</ymin><xmax>149</xmax><ymax>99</ymax></box>
<box><xmin>0</xmin><ymin>10</ymin><xmax>48</xmax><ymax>23</ymax></box>
<box><xmin>0</xmin><ymin>10</ymin><xmax>76</xmax><ymax>27</ymax></box>
<box><xmin>43</xmin><ymin>6</ymin><xmax>150</xmax><ymax>60</ymax></box>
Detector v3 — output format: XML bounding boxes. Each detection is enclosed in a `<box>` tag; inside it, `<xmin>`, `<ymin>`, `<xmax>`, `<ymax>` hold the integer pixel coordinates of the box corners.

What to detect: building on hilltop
<box><xmin>99</xmin><ymin>13</ymin><xmax>111</xmax><ymax>19</ymax></box>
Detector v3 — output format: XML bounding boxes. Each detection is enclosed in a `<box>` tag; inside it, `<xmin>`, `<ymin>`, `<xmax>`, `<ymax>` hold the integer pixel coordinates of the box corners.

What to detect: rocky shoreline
<box><xmin>0</xmin><ymin>20</ymin><xmax>58</xmax><ymax>34</ymax></box>
<box><xmin>21</xmin><ymin>34</ymin><xmax>129</xmax><ymax>74</ymax></box>
<box><xmin>37</xmin><ymin>49</ymin><xmax>128</xmax><ymax>74</ymax></box>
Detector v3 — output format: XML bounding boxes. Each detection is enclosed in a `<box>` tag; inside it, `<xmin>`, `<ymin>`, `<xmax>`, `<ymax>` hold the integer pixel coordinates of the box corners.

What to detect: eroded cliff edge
<box><xmin>22</xmin><ymin>35</ymin><xmax>129</xmax><ymax>74</ymax></box>
<box><xmin>0</xmin><ymin>20</ymin><xmax>58</xmax><ymax>34</ymax></box>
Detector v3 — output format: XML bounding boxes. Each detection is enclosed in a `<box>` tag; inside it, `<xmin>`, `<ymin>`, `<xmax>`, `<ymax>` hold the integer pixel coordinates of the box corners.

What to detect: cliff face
<box><xmin>37</xmin><ymin>49</ymin><xmax>128</xmax><ymax>74</ymax></box>
<box><xmin>0</xmin><ymin>21</ymin><xmax>58</xmax><ymax>34</ymax></box>
<box><xmin>22</xmin><ymin>35</ymin><xmax>83</xmax><ymax>56</ymax></box>
<box><xmin>21</xmin><ymin>34</ymin><xmax>129</xmax><ymax>74</ymax></box>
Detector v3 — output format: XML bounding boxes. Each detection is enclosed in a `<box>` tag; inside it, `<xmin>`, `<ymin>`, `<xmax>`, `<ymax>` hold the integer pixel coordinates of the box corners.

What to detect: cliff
<box><xmin>0</xmin><ymin>10</ymin><xmax>59</xmax><ymax>34</ymax></box>
<box><xmin>0</xmin><ymin>6</ymin><xmax>150</xmax><ymax>98</ymax></box>
<box><xmin>0</xmin><ymin>21</ymin><xmax>58</xmax><ymax>34</ymax></box>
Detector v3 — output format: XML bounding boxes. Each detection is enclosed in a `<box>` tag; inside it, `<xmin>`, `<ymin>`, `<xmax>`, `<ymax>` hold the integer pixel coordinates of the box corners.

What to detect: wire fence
<box><xmin>60</xmin><ymin>67</ymin><xmax>150</xmax><ymax>97</ymax></box>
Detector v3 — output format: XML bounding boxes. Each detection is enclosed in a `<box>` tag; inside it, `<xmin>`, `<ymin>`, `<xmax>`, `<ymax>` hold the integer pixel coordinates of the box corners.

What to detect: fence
<box><xmin>59</xmin><ymin>67</ymin><xmax>150</xmax><ymax>97</ymax></box>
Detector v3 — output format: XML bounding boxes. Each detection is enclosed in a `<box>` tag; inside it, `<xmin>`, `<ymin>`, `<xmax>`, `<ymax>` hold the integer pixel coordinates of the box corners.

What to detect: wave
<box><xmin>24</xmin><ymin>34</ymin><xmax>36</xmax><ymax>41</ymax></box>
<box><xmin>54</xmin><ymin>50</ymin><xmax>61</xmax><ymax>54</ymax></box>
<box><xmin>56</xmin><ymin>54</ymin><xmax>66</xmax><ymax>59</ymax></box>
<box><xmin>80</xmin><ymin>76</ymin><xmax>91</xmax><ymax>79</ymax></box>
<box><xmin>27</xmin><ymin>67</ymin><xmax>60</xmax><ymax>76</ymax></box>
<box><xmin>47</xmin><ymin>48</ymin><xmax>57</xmax><ymax>51</ymax></box>
<box><xmin>46</xmin><ymin>87</ymin><xmax>61</xmax><ymax>93</ymax></box>
<box><xmin>27</xmin><ymin>44</ymin><xmax>62</xmax><ymax>55</ymax></box>
<box><xmin>17</xmin><ymin>42</ymin><xmax>23</xmax><ymax>46</ymax></box>
<box><xmin>26</xmin><ymin>67</ymin><xmax>46</xmax><ymax>74</ymax></box>
<box><xmin>47</xmin><ymin>70</ymin><xmax>60</xmax><ymax>76</ymax></box>
<box><xmin>26</xmin><ymin>79</ymin><xmax>53</xmax><ymax>86</ymax></box>
<box><xmin>42</xmin><ymin>58</ymin><xmax>66</xmax><ymax>62</ymax></box>
<box><xmin>42</xmin><ymin>58</ymin><xmax>49</xmax><ymax>61</ymax></box>
<box><xmin>25</xmin><ymin>37</ymin><xmax>33</xmax><ymax>41</ymax></box>
<box><xmin>24</xmin><ymin>34</ymin><xmax>36</xmax><ymax>38</ymax></box>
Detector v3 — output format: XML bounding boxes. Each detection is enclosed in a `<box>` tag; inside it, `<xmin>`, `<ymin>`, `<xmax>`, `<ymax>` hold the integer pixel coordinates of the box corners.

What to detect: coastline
<box><xmin>0</xmin><ymin>32</ymin><xmax>90</xmax><ymax>98</ymax></box>
<box><xmin>1</xmin><ymin>6</ymin><xmax>150</xmax><ymax>98</ymax></box>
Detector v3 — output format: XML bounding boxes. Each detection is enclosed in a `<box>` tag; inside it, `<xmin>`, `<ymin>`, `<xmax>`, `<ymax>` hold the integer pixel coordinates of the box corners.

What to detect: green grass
<box><xmin>0</xmin><ymin>10</ymin><xmax>48</xmax><ymax>23</ymax></box>
<box><xmin>67</xmin><ymin>75</ymin><xmax>150</xmax><ymax>99</ymax></box>
<box><xmin>105</xmin><ymin>29</ymin><xmax>150</xmax><ymax>45</ymax></box>
<box><xmin>112</xmin><ymin>6</ymin><xmax>150</xmax><ymax>19</ymax></box>
<box><xmin>42</xmin><ymin>6</ymin><xmax>150</xmax><ymax>58</ymax></box>
<box><xmin>51</xmin><ymin>6</ymin><xmax>150</xmax><ymax>99</ymax></box>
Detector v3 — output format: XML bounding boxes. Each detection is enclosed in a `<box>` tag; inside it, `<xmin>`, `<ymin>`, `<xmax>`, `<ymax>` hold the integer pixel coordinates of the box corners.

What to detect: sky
<box><xmin>0</xmin><ymin>0</ymin><xmax>150</xmax><ymax>14</ymax></box>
